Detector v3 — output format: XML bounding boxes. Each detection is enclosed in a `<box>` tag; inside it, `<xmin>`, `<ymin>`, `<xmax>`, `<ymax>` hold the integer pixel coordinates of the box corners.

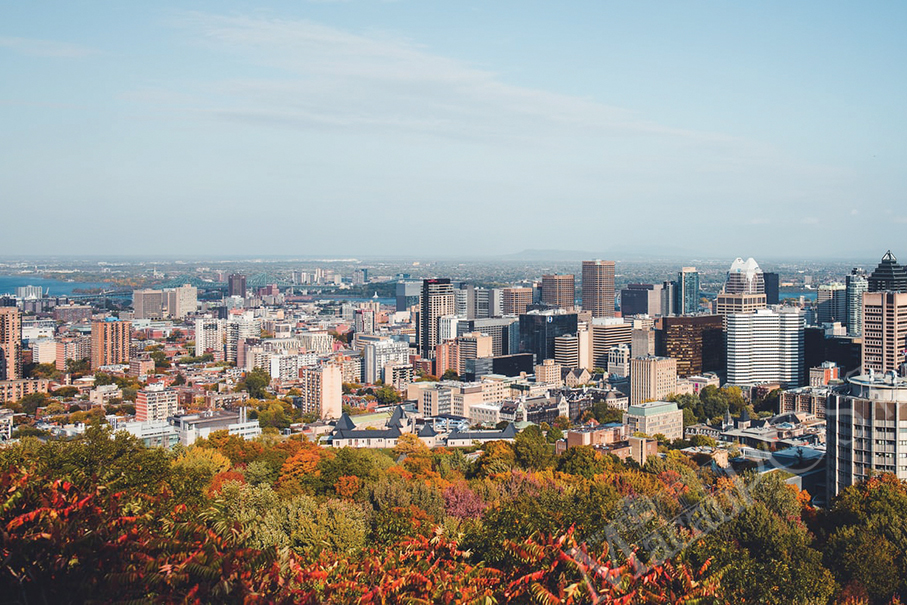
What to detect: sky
<box><xmin>1</xmin><ymin>1</ymin><xmax>906</xmax><ymax>260</ymax></box>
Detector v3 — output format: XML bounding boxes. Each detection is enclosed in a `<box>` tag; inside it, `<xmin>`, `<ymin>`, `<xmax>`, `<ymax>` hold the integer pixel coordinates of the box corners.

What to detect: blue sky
<box><xmin>2</xmin><ymin>1</ymin><xmax>906</xmax><ymax>259</ymax></box>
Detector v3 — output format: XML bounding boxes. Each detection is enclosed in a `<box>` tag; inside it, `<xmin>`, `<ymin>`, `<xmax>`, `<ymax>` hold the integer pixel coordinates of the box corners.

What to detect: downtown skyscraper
<box><xmin>581</xmin><ymin>260</ymin><xmax>615</xmax><ymax>318</ymax></box>
<box><xmin>418</xmin><ymin>279</ymin><xmax>455</xmax><ymax>359</ymax></box>
<box><xmin>674</xmin><ymin>267</ymin><xmax>700</xmax><ymax>315</ymax></box>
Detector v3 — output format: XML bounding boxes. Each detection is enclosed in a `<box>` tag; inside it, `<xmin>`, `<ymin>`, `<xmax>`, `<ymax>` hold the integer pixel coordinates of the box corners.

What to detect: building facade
<box><xmin>135</xmin><ymin>384</ymin><xmax>179</xmax><ymax>422</ymax></box>
<box><xmin>502</xmin><ymin>287</ymin><xmax>533</xmax><ymax>316</ymax></box>
<box><xmin>519</xmin><ymin>310</ymin><xmax>578</xmax><ymax>364</ymax></box>
<box><xmin>228</xmin><ymin>274</ymin><xmax>247</xmax><ymax>297</ymax></box>
<box><xmin>726</xmin><ymin>308</ymin><xmax>804</xmax><ymax>389</ymax></box>
<box><xmin>620</xmin><ymin>284</ymin><xmax>661</xmax><ymax>317</ymax></box>
<box><xmin>861</xmin><ymin>291</ymin><xmax>907</xmax><ymax>374</ymax></box>
<box><xmin>418</xmin><ymin>279</ymin><xmax>455</xmax><ymax>359</ymax></box>
<box><xmin>541</xmin><ymin>274</ymin><xmax>576</xmax><ymax>311</ymax></box>
<box><xmin>656</xmin><ymin>315</ymin><xmax>725</xmax><ymax>378</ymax></box>
<box><xmin>590</xmin><ymin>318</ymin><xmax>632</xmax><ymax>370</ymax></box>
<box><xmin>581</xmin><ymin>260</ymin><xmax>615</xmax><ymax>318</ymax></box>
<box><xmin>0</xmin><ymin>307</ymin><xmax>21</xmax><ymax>381</ymax></box>
<box><xmin>827</xmin><ymin>373</ymin><xmax>907</xmax><ymax>501</ymax></box>
<box><xmin>91</xmin><ymin>318</ymin><xmax>131</xmax><ymax>371</ymax></box>
<box><xmin>846</xmin><ymin>268</ymin><xmax>869</xmax><ymax>336</ymax></box>
<box><xmin>194</xmin><ymin>317</ymin><xmax>224</xmax><ymax>356</ymax></box>
<box><xmin>623</xmin><ymin>401</ymin><xmax>683</xmax><ymax>441</ymax></box>
<box><xmin>629</xmin><ymin>356</ymin><xmax>677</xmax><ymax>406</ymax></box>
<box><xmin>298</xmin><ymin>364</ymin><xmax>342</xmax><ymax>420</ymax></box>
<box><xmin>817</xmin><ymin>283</ymin><xmax>847</xmax><ymax>325</ymax></box>
<box><xmin>675</xmin><ymin>267</ymin><xmax>700</xmax><ymax>315</ymax></box>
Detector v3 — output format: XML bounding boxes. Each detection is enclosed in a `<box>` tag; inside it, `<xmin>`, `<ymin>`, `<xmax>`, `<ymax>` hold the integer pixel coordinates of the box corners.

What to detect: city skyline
<box><xmin>2</xmin><ymin>2</ymin><xmax>907</xmax><ymax>258</ymax></box>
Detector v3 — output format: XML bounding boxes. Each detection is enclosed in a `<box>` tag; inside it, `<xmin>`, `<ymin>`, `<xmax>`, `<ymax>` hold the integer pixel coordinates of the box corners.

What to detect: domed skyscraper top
<box><xmin>868</xmin><ymin>251</ymin><xmax>907</xmax><ymax>293</ymax></box>
<box><xmin>725</xmin><ymin>257</ymin><xmax>765</xmax><ymax>294</ymax></box>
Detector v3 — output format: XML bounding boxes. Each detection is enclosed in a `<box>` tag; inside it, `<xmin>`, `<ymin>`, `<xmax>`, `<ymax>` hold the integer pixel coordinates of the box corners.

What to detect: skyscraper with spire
<box><xmin>868</xmin><ymin>251</ymin><xmax>907</xmax><ymax>293</ymax></box>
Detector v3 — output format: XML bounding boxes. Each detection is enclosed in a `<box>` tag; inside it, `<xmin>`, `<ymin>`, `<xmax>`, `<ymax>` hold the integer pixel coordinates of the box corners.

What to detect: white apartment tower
<box><xmin>194</xmin><ymin>317</ymin><xmax>224</xmax><ymax>357</ymax></box>
<box><xmin>726</xmin><ymin>308</ymin><xmax>804</xmax><ymax>389</ymax></box>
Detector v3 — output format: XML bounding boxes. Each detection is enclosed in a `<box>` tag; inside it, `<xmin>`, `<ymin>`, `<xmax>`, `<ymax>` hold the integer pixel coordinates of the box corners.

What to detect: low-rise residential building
<box><xmin>129</xmin><ymin>356</ymin><xmax>156</xmax><ymax>378</ymax></box>
<box><xmin>562</xmin><ymin>367</ymin><xmax>592</xmax><ymax>388</ymax></box>
<box><xmin>0</xmin><ymin>379</ymin><xmax>50</xmax><ymax>403</ymax></box>
<box><xmin>89</xmin><ymin>384</ymin><xmax>122</xmax><ymax>406</ymax></box>
<box><xmin>203</xmin><ymin>390</ymin><xmax>250</xmax><ymax>409</ymax></box>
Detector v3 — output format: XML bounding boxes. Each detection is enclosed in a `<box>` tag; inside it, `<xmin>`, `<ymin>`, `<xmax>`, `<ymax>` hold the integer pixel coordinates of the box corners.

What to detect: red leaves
<box><xmin>499</xmin><ymin>527</ymin><xmax>722</xmax><ymax>605</ymax></box>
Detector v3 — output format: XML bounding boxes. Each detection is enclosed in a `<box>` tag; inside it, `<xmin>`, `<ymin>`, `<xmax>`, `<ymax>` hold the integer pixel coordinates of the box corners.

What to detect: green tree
<box><xmin>441</xmin><ymin>369</ymin><xmax>460</xmax><ymax>381</ymax></box>
<box><xmin>28</xmin><ymin>363</ymin><xmax>61</xmax><ymax>380</ymax></box>
<box><xmin>240</xmin><ymin>367</ymin><xmax>271</xmax><ymax>399</ymax></box>
<box><xmin>65</xmin><ymin>358</ymin><xmax>90</xmax><ymax>376</ymax></box>
<box><xmin>591</xmin><ymin>401</ymin><xmax>623</xmax><ymax>424</ymax></box>
<box><xmin>552</xmin><ymin>415</ymin><xmax>571</xmax><ymax>430</ymax></box>
<box><xmin>557</xmin><ymin>445</ymin><xmax>606</xmax><ymax>478</ymax></box>
<box><xmin>374</xmin><ymin>384</ymin><xmax>401</xmax><ymax>405</ymax></box>
<box><xmin>513</xmin><ymin>425</ymin><xmax>554</xmax><ymax>470</ymax></box>
<box><xmin>18</xmin><ymin>392</ymin><xmax>52</xmax><ymax>415</ymax></box>
<box><xmin>699</xmin><ymin>385</ymin><xmax>729</xmax><ymax>419</ymax></box>
<box><xmin>149</xmin><ymin>350</ymin><xmax>170</xmax><ymax>370</ymax></box>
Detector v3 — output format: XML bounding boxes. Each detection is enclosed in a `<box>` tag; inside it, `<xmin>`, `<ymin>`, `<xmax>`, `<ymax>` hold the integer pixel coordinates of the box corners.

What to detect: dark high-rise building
<box><xmin>457</xmin><ymin>317</ymin><xmax>520</xmax><ymax>356</ymax></box>
<box><xmin>418</xmin><ymin>279</ymin><xmax>455</xmax><ymax>359</ymax></box>
<box><xmin>581</xmin><ymin>260</ymin><xmax>615</xmax><ymax>317</ymax></box>
<box><xmin>396</xmin><ymin>280</ymin><xmax>421</xmax><ymax>312</ymax></box>
<box><xmin>660</xmin><ymin>281</ymin><xmax>676</xmax><ymax>316</ymax></box>
<box><xmin>518</xmin><ymin>310</ymin><xmax>578</xmax><ymax>363</ymax></box>
<box><xmin>674</xmin><ymin>267</ymin><xmax>700</xmax><ymax>315</ymax></box>
<box><xmin>541</xmin><ymin>274</ymin><xmax>576</xmax><ymax>310</ymax></box>
<box><xmin>804</xmin><ymin>328</ymin><xmax>862</xmax><ymax>381</ymax></box>
<box><xmin>868</xmin><ymin>251</ymin><xmax>907</xmax><ymax>293</ymax></box>
<box><xmin>656</xmin><ymin>315</ymin><xmax>725</xmax><ymax>378</ymax></box>
<box><xmin>763</xmin><ymin>272</ymin><xmax>780</xmax><ymax>305</ymax></box>
<box><xmin>462</xmin><ymin>353</ymin><xmax>534</xmax><ymax>381</ymax></box>
<box><xmin>620</xmin><ymin>284</ymin><xmax>656</xmax><ymax>316</ymax></box>
<box><xmin>227</xmin><ymin>274</ymin><xmax>247</xmax><ymax>297</ymax></box>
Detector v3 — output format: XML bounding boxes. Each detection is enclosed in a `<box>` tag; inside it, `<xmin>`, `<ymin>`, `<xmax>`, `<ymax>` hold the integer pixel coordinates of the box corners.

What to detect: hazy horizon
<box><xmin>2</xmin><ymin>2</ymin><xmax>906</xmax><ymax>258</ymax></box>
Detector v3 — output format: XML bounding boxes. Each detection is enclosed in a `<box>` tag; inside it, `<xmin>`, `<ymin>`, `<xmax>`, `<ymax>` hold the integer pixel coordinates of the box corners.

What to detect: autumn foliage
<box><xmin>2</xmin><ymin>425</ymin><xmax>906</xmax><ymax>603</ymax></box>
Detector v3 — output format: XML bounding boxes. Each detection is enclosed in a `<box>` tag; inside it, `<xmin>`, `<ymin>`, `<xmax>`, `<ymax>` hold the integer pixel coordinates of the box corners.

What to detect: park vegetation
<box><xmin>0</xmin><ymin>424</ymin><xmax>905</xmax><ymax>603</ymax></box>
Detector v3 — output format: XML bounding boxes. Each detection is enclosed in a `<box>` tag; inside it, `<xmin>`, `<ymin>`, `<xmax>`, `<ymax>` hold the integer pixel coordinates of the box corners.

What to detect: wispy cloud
<box><xmin>163</xmin><ymin>13</ymin><xmax>732</xmax><ymax>144</ymax></box>
<box><xmin>0</xmin><ymin>36</ymin><xmax>98</xmax><ymax>58</ymax></box>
